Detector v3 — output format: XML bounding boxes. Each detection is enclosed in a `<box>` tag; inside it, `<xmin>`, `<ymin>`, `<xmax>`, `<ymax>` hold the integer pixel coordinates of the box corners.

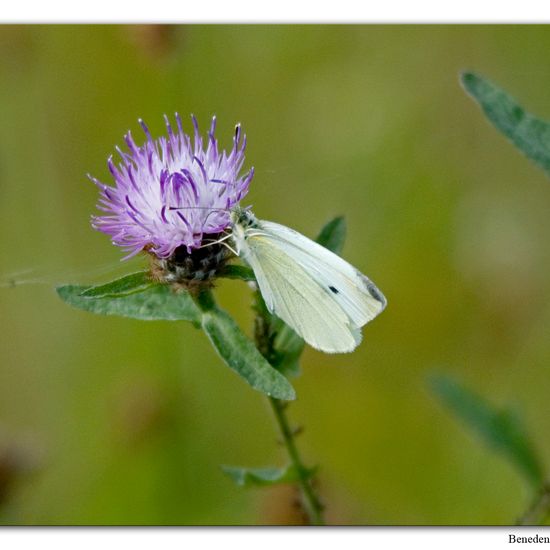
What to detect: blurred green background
<box><xmin>1</xmin><ymin>25</ymin><xmax>550</xmax><ymax>525</ymax></box>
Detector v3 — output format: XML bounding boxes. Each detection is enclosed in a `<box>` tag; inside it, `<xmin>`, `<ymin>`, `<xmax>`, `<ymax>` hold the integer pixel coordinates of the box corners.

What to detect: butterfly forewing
<box><xmin>257</xmin><ymin>221</ymin><xmax>387</xmax><ymax>327</ymax></box>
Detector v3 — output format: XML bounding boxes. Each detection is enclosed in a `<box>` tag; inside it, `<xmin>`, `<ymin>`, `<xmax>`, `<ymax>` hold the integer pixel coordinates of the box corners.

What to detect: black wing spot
<box><xmin>329</xmin><ymin>285</ymin><xmax>339</xmax><ymax>294</ymax></box>
<box><xmin>367</xmin><ymin>282</ymin><xmax>384</xmax><ymax>303</ymax></box>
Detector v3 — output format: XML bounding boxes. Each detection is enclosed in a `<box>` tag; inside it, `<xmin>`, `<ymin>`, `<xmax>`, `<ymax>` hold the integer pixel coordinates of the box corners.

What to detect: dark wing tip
<box><xmin>367</xmin><ymin>281</ymin><xmax>387</xmax><ymax>308</ymax></box>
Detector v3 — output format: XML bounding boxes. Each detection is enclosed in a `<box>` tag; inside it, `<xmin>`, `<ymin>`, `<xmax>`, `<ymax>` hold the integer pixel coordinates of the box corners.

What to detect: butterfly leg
<box><xmin>198</xmin><ymin>232</ymin><xmax>239</xmax><ymax>256</ymax></box>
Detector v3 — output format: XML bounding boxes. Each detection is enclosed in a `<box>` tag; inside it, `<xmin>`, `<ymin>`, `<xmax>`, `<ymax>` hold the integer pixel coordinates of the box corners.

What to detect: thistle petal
<box><xmin>91</xmin><ymin>115</ymin><xmax>253</xmax><ymax>259</ymax></box>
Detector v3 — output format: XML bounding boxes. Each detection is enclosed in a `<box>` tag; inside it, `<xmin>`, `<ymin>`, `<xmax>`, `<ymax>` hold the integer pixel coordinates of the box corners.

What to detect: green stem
<box><xmin>194</xmin><ymin>286</ymin><xmax>325</xmax><ymax>525</ymax></box>
<box><xmin>268</xmin><ymin>396</ymin><xmax>325</xmax><ymax>525</ymax></box>
<box><xmin>518</xmin><ymin>483</ymin><xmax>550</xmax><ymax>525</ymax></box>
<box><xmin>253</xmin><ymin>290</ymin><xmax>325</xmax><ymax>525</ymax></box>
<box><xmin>192</xmin><ymin>287</ymin><xmax>217</xmax><ymax>312</ymax></box>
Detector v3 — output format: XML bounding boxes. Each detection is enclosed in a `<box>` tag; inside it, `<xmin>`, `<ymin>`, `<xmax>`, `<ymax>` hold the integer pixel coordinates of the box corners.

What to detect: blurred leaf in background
<box><xmin>430</xmin><ymin>373</ymin><xmax>544</xmax><ymax>491</ymax></box>
<box><xmin>461</xmin><ymin>71</ymin><xmax>550</xmax><ymax>177</ymax></box>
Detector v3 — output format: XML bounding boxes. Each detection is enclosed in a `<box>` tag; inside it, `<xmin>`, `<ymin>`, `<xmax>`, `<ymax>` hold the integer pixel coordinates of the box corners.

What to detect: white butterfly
<box><xmin>229</xmin><ymin>208</ymin><xmax>386</xmax><ymax>354</ymax></box>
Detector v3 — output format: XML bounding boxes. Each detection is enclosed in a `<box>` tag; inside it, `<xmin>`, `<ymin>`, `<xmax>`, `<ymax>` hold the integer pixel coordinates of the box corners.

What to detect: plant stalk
<box><xmin>253</xmin><ymin>289</ymin><xmax>325</xmax><ymax>525</ymax></box>
<box><xmin>268</xmin><ymin>396</ymin><xmax>325</xmax><ymax>525</ymax></box>
<box><xmin>194</xmin><ymin>286</ymin><xmax>325</xmax><ymax>525</ymax></box>
<box><xmin>518</xmin><ymin>483</ymin><xmax>550</xmax><ymax>525</ymax></box>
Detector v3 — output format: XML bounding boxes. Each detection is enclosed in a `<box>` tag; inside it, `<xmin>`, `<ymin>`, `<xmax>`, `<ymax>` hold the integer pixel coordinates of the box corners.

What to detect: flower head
<box><xmin>90</xmin><ymin>114</ymin><xmax>253</xmax><ymax>260</ymax></box>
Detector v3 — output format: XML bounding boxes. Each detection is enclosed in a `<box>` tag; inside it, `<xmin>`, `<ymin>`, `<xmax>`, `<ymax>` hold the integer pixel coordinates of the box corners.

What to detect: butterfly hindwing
<box><xmin>242</xmin><ymin>232</ymin><xmax>361</xmax><ymax>353</ymax></box>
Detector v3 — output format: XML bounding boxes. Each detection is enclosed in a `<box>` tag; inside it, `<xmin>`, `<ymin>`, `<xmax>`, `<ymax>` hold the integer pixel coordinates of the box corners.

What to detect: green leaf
<box><xmin>461</xmin><ymin>71</ymin><xmax>550</xmax><ymax>176</ymax></box>
<box><xmin>79</xmin><ymin>272</ymin><xmax>152</xmax><ymax>298</ymax></box>
<box><xmin>201</xmin><ymin>305</ymin><xmax>296</xmax><ymax>400</ymax></box>
<box><xmin>221</xmin><ymin>464</ymin><xmax>315</xmax><ymax>488</ymax></box>
<box><xmin>430</xmin><ymin>373</ymin><xmax>544</xmax><ymax>489</ymax></box>
<box><xmin>270</xmin><ymin>323</ymin><xmax>305</xmax><ymax>377</ymax></box>
<box><xmin>57</xmin><ymin>284</ymin><xmax>201</xmax><ymax>324</ymax></box>
<box><xmin>217</xmin><ymin>264</ymin><xmax>256</xmax><ymax>282</ymax></box>
<box><xmin>315</xmin><ymin>215</ymin><xmax>347</xmax><ymax>255</ymax></box>
<box><xmin>269</xmin><ymin>216</ymin><xmax>347</xmax><ymax>376</ymax></box>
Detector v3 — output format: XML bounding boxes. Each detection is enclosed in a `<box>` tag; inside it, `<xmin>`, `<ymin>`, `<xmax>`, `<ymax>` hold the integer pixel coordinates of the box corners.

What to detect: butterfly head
<box><xmin>230</xmin><ymin>205</ymin><xmax>258</xmax><ymax>230</ymax></box>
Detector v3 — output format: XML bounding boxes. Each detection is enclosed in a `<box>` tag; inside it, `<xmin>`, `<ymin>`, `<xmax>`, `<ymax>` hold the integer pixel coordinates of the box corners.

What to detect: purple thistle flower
<box><xmin>90</xmin><ymin>114</ymin><xmax>254</xmax><ymax>260</ymax></box>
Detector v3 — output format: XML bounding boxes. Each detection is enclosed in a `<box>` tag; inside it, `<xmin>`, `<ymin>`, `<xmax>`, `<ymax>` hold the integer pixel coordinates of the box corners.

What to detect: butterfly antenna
<box><xmin>168</xmin><ymin>206</ymin><xmax>231</xmax><ymax>213</ymax></box>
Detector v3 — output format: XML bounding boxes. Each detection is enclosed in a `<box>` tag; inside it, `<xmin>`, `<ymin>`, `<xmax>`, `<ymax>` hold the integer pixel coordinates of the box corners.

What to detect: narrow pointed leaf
<box><xmin>201</xmin><ymin>305</ymin><xmax>295</xmax><ymax>400</ymax></box>
<box><xmin>79</xmin><ymin>272</ymin><xmax>152</xmax><ymax>298</ymax></box>
<box><xmin>57</xmin><ymin>284</ymin><xmax>200</xmax><ymax>323</ymax></box>
<box><xmin>271</xmin><ymin>323</ymin><xmax>305</xmax><ymax>377</ymax></box>
<box><xmin>461</xmin><ymin>71</ymin><xmax>550</xmax><ymax>176</ymax></box>
<box><xmin>430</xmin><ymin>373</ymin><xmax>544</xmax><ymax>489</ymax></box>
<box><xmin>315</xmin><ymin>215</ymin><xmax>347</xmax><ymax>255</ymax></box>
<box><xmin>221</xmin><ymin>464</ymin><xmax>315</xmax><ymax>488</ymax></box>
<box><xmin>270</xmin><ymin>216</ymin><xmax>347</xmax><ymax>375</ymax></box>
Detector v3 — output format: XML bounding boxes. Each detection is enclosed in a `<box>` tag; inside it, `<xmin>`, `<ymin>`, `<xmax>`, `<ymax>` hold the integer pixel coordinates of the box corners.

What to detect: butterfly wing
<box><xmin>242</xmin><ymin>233</ymin><xmax>361</xmax><ymax>353</ymax></box>
<box><xmin>241</xmin><ymin>220</ymin><xmax>386</xmax><ymax>353</ymax></box>
<box><xmin>259</xmin><ymin>221</ymin><xmax>387</xmax><ymax>328</ymax></box>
